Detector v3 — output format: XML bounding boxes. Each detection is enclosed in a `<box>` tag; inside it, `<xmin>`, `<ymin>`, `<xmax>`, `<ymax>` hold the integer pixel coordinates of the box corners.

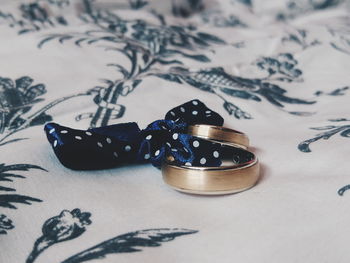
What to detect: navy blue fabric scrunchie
<box><xmin>44</xmin><ymin>100</ymin><xmax>224</xmax><ymax>170</ymax></box>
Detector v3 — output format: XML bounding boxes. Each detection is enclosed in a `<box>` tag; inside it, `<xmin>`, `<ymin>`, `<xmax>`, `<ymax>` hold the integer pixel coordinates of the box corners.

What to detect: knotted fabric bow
<box><xmin>44</xmin><ymin>100</ymin><xmax>225</xmax><ymax>170</ymax></box>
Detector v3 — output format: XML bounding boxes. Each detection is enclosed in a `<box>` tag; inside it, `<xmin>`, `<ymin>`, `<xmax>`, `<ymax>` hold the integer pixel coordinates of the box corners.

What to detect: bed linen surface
<box><xmin>1</xmin><ymin>1</ymin><xmax>350</xmax><ymax>262</ymax></box>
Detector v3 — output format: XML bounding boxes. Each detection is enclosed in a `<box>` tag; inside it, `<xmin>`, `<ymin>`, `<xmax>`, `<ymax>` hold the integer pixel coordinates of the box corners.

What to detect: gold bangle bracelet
<box><xmin>162</xmin><ymin>145</ymin><xmax>259</xmax><ymax>195</ymax></box>
<box><xmin>188</xmin><ymin>124</ymin><xmax>249</xmax><ymax>149</ymax></box>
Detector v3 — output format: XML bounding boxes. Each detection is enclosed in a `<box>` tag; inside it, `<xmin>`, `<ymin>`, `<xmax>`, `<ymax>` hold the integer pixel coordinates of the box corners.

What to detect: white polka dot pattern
<box><xmin>45</xmin><ymin>99</ymin><xmax>225</xmax><ymax>170</ymax></box>
<box><xmin>125</xmin><ymin>145</ymin><xmax>131</xmax><ymax>152</ymax></box>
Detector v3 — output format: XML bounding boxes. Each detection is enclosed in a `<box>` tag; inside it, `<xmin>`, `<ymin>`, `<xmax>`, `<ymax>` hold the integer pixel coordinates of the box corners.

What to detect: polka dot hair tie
<box><xmin>44</xmin><ymin>99</ymin><xmax>260</xmax><ymax>195</ymax></box>
<box><xmin>44</xmin><ymin>99</ymin><xmax>224</xmax><ymax>170</ymax></box>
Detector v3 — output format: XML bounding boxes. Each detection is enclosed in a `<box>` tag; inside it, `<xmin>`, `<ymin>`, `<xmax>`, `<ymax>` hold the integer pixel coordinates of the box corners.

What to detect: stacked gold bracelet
<box><xmin>161</xmin><ymin>124</ymin><xmax>259</xmax><ymax>195</ymax></box>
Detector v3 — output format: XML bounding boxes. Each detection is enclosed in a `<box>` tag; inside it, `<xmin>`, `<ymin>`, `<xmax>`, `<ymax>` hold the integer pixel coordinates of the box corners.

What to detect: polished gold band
<box><xmin>188</xmin><ymin>124</ymin><xmax>249</xmax><ymax>149</ymax></box>
<box><xmin>162</xmin><ymin>124</ymin><xmax>259</xmax><ymax>195</ymax></box>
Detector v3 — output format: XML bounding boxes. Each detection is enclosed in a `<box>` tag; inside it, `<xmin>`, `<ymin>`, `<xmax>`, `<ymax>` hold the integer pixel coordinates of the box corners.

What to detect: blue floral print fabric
<box><xmin>0</xmin><ymin>1</ymin><xmax>350</xmax><ymax>263</ymax></box>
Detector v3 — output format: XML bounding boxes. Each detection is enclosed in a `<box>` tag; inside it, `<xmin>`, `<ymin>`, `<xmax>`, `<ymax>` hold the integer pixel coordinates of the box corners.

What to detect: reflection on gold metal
<box><xmin>188</xmin><ymin>124</ymin><xmax>249</xmax><ymax>149</ymax></box>
<box><xmin>162</xmin><ymin>125</ymin><xmax>259</xmax><ymax>195</ymax></box>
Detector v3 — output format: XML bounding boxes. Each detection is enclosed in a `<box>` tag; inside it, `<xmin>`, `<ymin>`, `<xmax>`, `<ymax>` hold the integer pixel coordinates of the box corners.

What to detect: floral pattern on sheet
<box><xmin>37</xmin><ymin>4</ymin><xmax>228</xmax><ymax>127</ymax></box>
<box><xmin>26</xmin><ymin>208</ymin><xmax>92</xmax><ymax>263</ymax></box>
<box><xmin>338</xmin><ymin>185</ymin><xmax>350</xmax><ymax>196</ymax></box>
<box><xmin>0</xmin><ymin>0</ymin><xmax>324</xmax><ymax>127</ymax></box>
<box><xmin>0</xmin><ymin>76</ymin><xmax>52</xmax><ymax>146</ymax></box>
<box><xmin>0</xmin><ymin>76</ymin><xmax>51</xmax><ymax>234</ymax></box>
<box><xmin>128</xmin><ymin>0</ymin><xmax>149</xmax><ymax>10</ymax></box>
<box><xmin>0</xmin><ymin>163</ymin><xmax>46</xmax><ymax>234</ymax></box>
<box><xmin>35</xmin><ymin>3</ymin><xmax>317</xmax><ymax>125</ymax></box>
<box><xmin>329</xmin><ymin>20</ymin><xmax>350</xmax><ymax>56</ymax></box>
<box><xmin>0</xmin><ymin>0</ymin><xmax>69</xmax><ymax>34</ymax></box>
<box><xmin>154</xmin><ymin>53</ymin><xmax>315</xmax><ymax>118</ymax></box>
<box><xmin>0</xmin><ymin>74</ymin><xmax>101</xmax><ymax>153</ymax></box>
<box><xmin>298</xmin><ymin>118</ymin><xmax>350</xmax><ymax>153</ymax></box>
<box><xmin>0</xmin><ymin>214</ymin><xmax>14</xmax><ymax>235</ymax></box>
<box><xmin>200</xmin><ymin>9</ymin><xmax>247</xmax><ymax>28</ymax></box>
<box><xmin>60</xmin><ymin>228</ymin><xmax>197</xmax><ymax>263</ymax></box>
<box><xmin>0</xmin><ymin>74</ymin><xmax>97</xmax><ymax>234</ymax></box>
<box><xmin>0</xmin><ymin>75</ymin><xmax>96</xmax><ymax>146</ymax></box>
<box><xmin>314</xmin><ymin>86</ymin><xmax>349</xmax><ymax>97</ymax></box>
<box><xmin>0</xmin><ymin>1</ymin><xmax>348</xmax><ymax>259</ymax></box>
<box><xmin>276</xmin><ymin>0</ymin><xmax>344</xmax><ymax>21</ymax></box>
<box><xmin>25</xmin><ymin>208</ymin><xmax>197</xmax><ymax>263</ymax></box>
<box><xmin>282</xmin><ymin>28</ymin><xmax>321</xmax><ymax>50</ymax></box>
